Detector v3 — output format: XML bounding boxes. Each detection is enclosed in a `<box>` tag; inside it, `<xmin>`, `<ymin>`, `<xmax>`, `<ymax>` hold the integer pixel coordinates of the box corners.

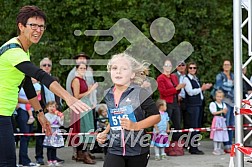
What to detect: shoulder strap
<box><xmin>214</xmin><ymin>101</ymin><xmax>218</xmax><ymax>108</ymax></box>
<box><xmin>0</xmin><ymin>43</ymin><xmax>21</xmax><ymax>56</ymax></box>
<box><xmin>185</xmin><ymin>74</ymin><xmax>194</xmax><ymax>83</ymax></box>
<box><xmin>221</xmin><ymin>102</ymin><xmax>224</xmax><ymax>108</ymax></box>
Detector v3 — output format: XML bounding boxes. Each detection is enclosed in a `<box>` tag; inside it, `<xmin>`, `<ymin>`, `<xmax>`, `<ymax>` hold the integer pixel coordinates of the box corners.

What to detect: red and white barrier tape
<box><xmin>229</xmin><ymin>143</ymin><xmax>252</xmax><ymax>167</ymax></box>
<box><xmin>14</xmin><ymin>132</ymin><xmax>97</xmax><ymax>136</ymax></box>
<box><xmin>13</xmin><ymin>125</ymin><xmax>252</xmax><ymax>136</ymax></box>
<box><xmin>239</xmin><ymin>100</ymin><xmax>252</xmax><ymax>115</ymax></box>
<box><xmin>13</xmin><ymin>99</ymin><xmax>252</xmax><ymax>137</ymax></box>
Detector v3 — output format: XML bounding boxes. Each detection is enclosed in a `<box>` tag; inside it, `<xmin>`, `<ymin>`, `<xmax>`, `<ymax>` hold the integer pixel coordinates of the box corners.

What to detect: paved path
<box><xmin>17</xmin><ymin>140</ymin><xmax>252</xmax><ymax>167</ymax></box>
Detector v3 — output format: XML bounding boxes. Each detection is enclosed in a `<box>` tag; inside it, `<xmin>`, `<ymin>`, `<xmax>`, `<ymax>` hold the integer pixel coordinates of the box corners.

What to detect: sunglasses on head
<box><xmin>189</xmin><ymin>67</ymin><xmax>197</xmax><ymax>69</ymax></box>
<box><xmin>178</xmin><ymin>64</ymin><xmax>185</xmax><ymax>67</ymax></box>
<box><xmin>164</xmin><ymin>64</ymin><xmax>172</xmax><ymax>67</ymax></box>
<box><xmin>42</xmin><ymin>64</ymin><xmax>52</xmax><ymax>67</ymax></box>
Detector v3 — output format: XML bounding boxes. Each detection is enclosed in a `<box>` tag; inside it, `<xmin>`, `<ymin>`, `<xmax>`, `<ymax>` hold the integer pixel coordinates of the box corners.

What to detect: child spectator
<box><xmin>43</xmin><ymin>101</ymin><xmax>64</xmax><ymax>166</ymax></box>
<box><xmin>26</xmin><ymin>78</ymin><xmax>41</xmax><ymax>124</ymax></box>
<box><xmin>209</xmin><ymin>90</ymin><xmax>229</xmax><ymax>155</ymax></box>
<box><xmin>97</xmin><ymin>104</ymin><xmax>108</xmax><ymax>130</ymax></box>
<box><xmin>25</xmin><ymin>103</ymin><xmax>35</xmax><ymax>124</ymax></box>
<box><xmin>151</xmin><ymin>99</ymin><xmax>170</xmax><ymax>160</ymax></box>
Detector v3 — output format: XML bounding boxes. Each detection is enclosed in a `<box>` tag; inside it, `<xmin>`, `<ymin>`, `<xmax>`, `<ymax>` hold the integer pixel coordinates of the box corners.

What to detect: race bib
<box><xmin>108</xmin><ymin>105</ymin><xmax>137</xmax><ymax>130</ymax></box>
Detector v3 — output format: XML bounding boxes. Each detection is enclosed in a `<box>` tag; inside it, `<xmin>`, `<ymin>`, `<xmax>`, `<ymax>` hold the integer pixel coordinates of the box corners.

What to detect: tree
<box><xmin>1</xmin><ymin>0</ymin><xmax>234</xmax><ymax>127</ymax></box>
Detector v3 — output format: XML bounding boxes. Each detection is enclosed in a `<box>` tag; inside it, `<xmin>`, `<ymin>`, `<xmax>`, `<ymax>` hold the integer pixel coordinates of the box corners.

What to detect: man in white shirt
<box><xmin>174</xmin><ymin>61</ymin><xmax>190</xmax><ymax>130</ymax></box>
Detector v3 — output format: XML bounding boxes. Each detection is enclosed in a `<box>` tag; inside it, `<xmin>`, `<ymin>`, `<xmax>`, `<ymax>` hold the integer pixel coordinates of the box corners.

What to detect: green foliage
<box><xmin>1</xmin><ymin>0</ymin><xmax>237</xmax><ymax>128</ymax></box>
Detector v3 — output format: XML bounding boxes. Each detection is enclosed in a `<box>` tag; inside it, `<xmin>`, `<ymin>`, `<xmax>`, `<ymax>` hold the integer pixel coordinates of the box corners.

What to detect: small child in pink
<box><xmin>209</xmin><ymin>90</ymin><xmax>229</xmax><ymax>155</ymax></box>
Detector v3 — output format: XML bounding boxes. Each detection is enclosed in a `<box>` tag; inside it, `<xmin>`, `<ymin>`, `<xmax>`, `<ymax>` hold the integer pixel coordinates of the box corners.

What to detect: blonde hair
<box><xmin>215</xmin><ymin>90</ymin><xmax>224</xmax><ymax>97</ymax></box>
<box><xmin>107</xmin><ymin>53</ymin><xmax>149</xmax><ymax>85</ymax></box>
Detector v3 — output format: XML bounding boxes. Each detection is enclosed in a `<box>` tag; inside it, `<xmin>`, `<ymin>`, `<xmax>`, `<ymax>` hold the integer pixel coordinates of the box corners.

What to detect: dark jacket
<box><xmin>104</xmin><ymin>84</ymin><xmax>159</xmax><ymax>156</ymax></box>
<box><xmin>185</xmin><ymin>75</ymin><xmax>202</xmax><ymax>107</ymax></box>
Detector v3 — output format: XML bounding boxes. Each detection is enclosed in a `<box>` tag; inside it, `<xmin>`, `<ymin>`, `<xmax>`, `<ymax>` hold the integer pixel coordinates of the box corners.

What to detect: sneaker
<box><xmin>23</xmin><ymin>162</ymin><xmax>40</xmax><ymax>167</ymax></box>
<box><xmin>55</xmin><ymin>157</ymin><xmax>65</xmax><ymax>164</ymax></box>
<box><xmin>155</xmin><ymin>155</ymin><xmax>160</xmax><ymax>161</ymax></box>
<box><xmin>27</xmin><ymin>117</ymin><xmax>35</xmax><ymax>124</ymax></box>
<box><xmin>212</xmin><ymin>150</ymin><xmax>221</xmax><ymax>155</ymax></box>
<box><xmin>47</xmin><ymin>161</ymin><xmax>54</xmax><ymax>166</ymax></box>
<box><xmin>161</xmin><ymin>154</ymin><xmax>167</xmax><ymax>160</ymax></box>
<box><xmin>36</xmin><ymin>158</ymin><xmax>45</xmax><ymax>165</ymax></box>
<box><xmin>52</xmin><ymin>160</ymin><xmax>62</xmax><ymax>166</ymax></box>
<box><xmin>218</xmin><ymin>149</ymin><xmax>225</xmax><ymax>155</ymax></box>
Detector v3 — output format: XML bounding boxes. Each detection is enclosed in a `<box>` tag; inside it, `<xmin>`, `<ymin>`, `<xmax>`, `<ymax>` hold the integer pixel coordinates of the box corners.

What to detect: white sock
<box><xmin>154</xmin><ymin>146</ymin><xmax>160</xmax><ymax>156</ymax></box>
<box><xmin>160</xmin><ymin>148</ymin><xmax>165</xmax><ymax>155</ymax></box>
<box><xmin>217</xmin><ymin>142</ymin><xmax>222</xmax><ymax>150</ymax></box>
<box><xmin>213</xmin><ymin>141</ymin><xmax>218</xmax><ymax>150</ymax></box>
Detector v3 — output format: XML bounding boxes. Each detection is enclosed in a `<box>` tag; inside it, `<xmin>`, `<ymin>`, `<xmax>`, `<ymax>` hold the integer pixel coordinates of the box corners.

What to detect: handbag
<box><xmin>165</xmin><ymin>141</ymin><xmax>184</xmax><ymax>156</ymax></box>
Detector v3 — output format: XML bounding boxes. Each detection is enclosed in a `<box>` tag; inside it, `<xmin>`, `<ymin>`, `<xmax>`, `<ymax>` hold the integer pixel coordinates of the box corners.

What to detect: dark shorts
<box><xmin>103</xmin><ymin>151</ymin><xmax>150</xmax><ymax>167</ymax></box>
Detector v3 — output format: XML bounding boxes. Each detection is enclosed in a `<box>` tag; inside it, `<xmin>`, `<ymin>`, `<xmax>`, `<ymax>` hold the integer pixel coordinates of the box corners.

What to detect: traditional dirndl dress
<box><xmin>210</xmin><ymin>116</ymin><xmax>229</xmax><ymax>142</ymax></box>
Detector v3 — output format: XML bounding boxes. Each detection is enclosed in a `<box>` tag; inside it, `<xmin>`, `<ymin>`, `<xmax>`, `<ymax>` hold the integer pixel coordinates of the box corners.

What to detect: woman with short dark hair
<box><xmin>0</xmin><ymin>6</ymin><xmax>90</xmax><ymax>166</ymax></box>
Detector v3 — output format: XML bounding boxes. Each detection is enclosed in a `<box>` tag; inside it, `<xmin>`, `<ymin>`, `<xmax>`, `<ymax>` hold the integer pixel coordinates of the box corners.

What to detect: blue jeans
<box><xmin>0</xmin><ymin>116</ymin><xmax>16</xmax><ymax>167</ymax></box>
<box><xmin>35</xmin><ymin>116</ymin><xmax>44</xmax><ymax>160</ymax></box>
<box><xmin>223</xmin><ymin>104</ymin><xmax>234</xmax><ymax>147</ymax></box>
<box><xmin>16</xmin><ymin>108</ymin><xmax>33</xmax><ymax>165</ymax></box>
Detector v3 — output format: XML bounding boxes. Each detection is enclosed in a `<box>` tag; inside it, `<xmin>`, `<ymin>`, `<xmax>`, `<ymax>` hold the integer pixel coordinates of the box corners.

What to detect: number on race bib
<box><xmin>108</xmin><ymin>105</ymin><xmax>136</xmax><ymax>129</ymax></box>
<box><xmin>111</xmin><ymin>115</ymin><xmax>129</xmax><ymax>126</ymax></box>
<box><xmin>112</xmin><ymin>116</ymin><xmax>118</xmax><ymax>125</ymax></box>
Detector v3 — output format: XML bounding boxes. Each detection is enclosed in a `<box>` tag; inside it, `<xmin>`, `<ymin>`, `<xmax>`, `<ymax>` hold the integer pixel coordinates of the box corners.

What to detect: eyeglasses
<box><xmin>42</xmin><ymin>64</ymin><xmax>51</xmax><ymax>67</ymax></box>
<box><xmin>26</xmin><ymin>23</ymin><xmax>46</xmax><ymax>31</ymax></box>
<box><xmin>178</xmin><ymin>64</ymin><xmax>185</xmax><ymax>67</ymax></box>
<box><xmin>164</xmin><ymin>64</ymin><xmax>172</xmax><ymax>67</ymax></box>
<box><xmin>189</xmin><ymin>67</ymin><xmax>197</xmax><ymax>69</ymax></box>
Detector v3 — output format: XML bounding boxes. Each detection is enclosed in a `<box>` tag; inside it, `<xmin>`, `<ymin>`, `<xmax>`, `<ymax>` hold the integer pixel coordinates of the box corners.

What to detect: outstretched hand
<box><xmin>66</xmin><ymin>96</ymin><xmax>92</xmax><ymax>114</ymax></box>
<box><xmin>37</xmin><ymin>113</ymin><xmax>52</xmax><ymax>136</ymax></box>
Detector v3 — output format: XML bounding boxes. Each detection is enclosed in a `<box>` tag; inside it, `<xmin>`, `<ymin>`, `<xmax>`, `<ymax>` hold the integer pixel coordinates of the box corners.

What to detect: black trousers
<box><xmin>180</xmin><ymin>99</ymin><xmax>190</xmax><ymax>129</ymax></box>
<box><xmin>187</xmin><ymin>106</ymin><xmax>201</xmax><ymax>152</ymax></box>
<box><xmin>47</xmin><ymin>148</ymin><xmax>57</xmax><ymax>161</ymax></box>
<box><xmin>166</xmin><ymin>103</ymin><xmax>181</xmax><ymax>141</ymax></box>
<box><xmin>0</xmin><ymin>116</ymin><xmax>16</xmax><ymax>167</ymax></box>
